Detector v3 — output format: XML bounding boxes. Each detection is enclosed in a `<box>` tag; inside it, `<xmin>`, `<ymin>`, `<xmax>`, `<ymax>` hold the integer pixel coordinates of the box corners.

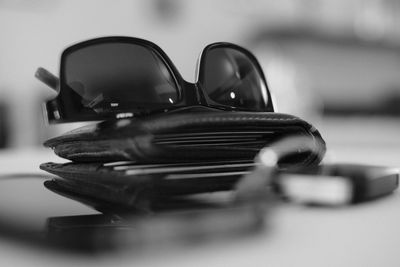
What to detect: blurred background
<box><xmin>1</xmin><ymin>2</ymin><xmax>400</xmax><ymax>265</ymax></box>
<box><xmin>0</xmin><ymin>0</ymin><xmax>400</xmax><ymax>162</ymax></box>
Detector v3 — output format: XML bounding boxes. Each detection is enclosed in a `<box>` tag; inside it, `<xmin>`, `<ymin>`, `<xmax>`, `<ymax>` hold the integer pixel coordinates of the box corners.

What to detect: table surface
<box><xmin>0</xmin><ymin>117</ymin><xmax>399</xmax><ymax>267</ymax></box>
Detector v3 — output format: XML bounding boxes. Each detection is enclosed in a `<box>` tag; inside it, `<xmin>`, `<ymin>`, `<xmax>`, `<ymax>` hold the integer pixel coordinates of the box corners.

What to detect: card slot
<box><xmin>154</xmin><ymin>133</ymin><xmax>268</xmax><ymax>139</ymax></box>
<box><xmin>154</xmin><ymin>131</ymin><xmax>275</xmax><ymax>138</ymax></box>
<box><xmin>169</xmin><ymin>167</ymin><xmax>252</xmax><ymax>175</ymax></box>
<box><xmin>103</xmin><ymin>161</ymin><xmax>137</xmax><ymax>167</ymax></box>
<box><xmin>113</xmin><ymin>159</ymin><xmax>253</xmax><ymax>171</ymax></box>
<box><xmin>165</xmin><ymin>171</ymin><xmax>251</xmax><ymax>180</ymax></box>
<box><xmin>154</xmin><ymin>138</ymin><xmax>264</xmax><ymax>145</ymax></box>
<box><xmin>154</xmin><ymin>136</ymin><xmax>264</xmax><ymax>142</ymax></box>
<box><xmin>162</xmin><ymin>140</ymin><xmax>269</xmax><ymax>147</ymax></box>
<box><xmin>124</xmin><ymin>162</ymin><xmax>257</xmax><ymax>175</ymax></box>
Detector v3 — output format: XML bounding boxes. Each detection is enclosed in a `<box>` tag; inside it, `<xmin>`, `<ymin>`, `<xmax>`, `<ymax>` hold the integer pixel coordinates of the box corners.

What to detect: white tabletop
<box><xmin>0</xmin><ymin>117</ymin><xmax>399</xmax><ymax>267</ymax></box>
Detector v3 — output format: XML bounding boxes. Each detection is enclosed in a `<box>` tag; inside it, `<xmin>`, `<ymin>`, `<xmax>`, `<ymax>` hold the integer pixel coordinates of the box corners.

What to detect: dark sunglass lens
<box><xmin>200</xmin><ymin>47</ymin><xmax>268</xmax><ymax>111</ymax></box>
<box><xmin>63</xmin><ymin>42</ymin><xmax>179</xmax><ymax>114</ymax></box>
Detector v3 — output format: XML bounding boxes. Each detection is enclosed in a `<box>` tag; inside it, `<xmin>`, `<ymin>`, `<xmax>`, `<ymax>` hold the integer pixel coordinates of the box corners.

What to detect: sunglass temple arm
<box><xmin>35</xmin><ymin>67</ymin><xmax>59</xmax><ymax>93</ymax></box>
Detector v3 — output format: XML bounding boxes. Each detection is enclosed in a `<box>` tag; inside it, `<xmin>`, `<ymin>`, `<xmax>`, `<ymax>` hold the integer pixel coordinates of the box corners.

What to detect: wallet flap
<box><xmin>44</xmin><ymin>111</ymin><xmax>326</xmax><ymax>165</ymax></box>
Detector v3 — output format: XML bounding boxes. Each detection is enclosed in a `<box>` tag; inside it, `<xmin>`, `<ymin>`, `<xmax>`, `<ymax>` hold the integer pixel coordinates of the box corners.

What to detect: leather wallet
<box><xmin>43</xmin><ymin>175</ymin><xmax>238</xmax><ymax>214</ymax></box>
<box><xmin>41</xmin><ymin>159</ymin><xmax>270</xmax><ymax>214</ymax></box>
<box><xmin>42</xmin><ymin>109</ymin><xmax>326</xmax><ymax>212</ymax></box>
<box><xmin>41</xmin><ymin>159</ymin><xmax>253</xmax><ymax>198</ymax></box>
<box><xmin>43</xmin><ymin>109</ymin><xmax>326</xmax><ymax>165</ymax></box>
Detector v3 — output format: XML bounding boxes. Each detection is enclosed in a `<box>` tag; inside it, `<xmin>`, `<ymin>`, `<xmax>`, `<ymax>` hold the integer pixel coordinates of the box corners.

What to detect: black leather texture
<box><xmin>44</xmin><ymin>110</ymin><xmax>326</xmax><ymax>166</ymax></box>
<box><xmin>40</xmin><ymin>160</ymin><xmax>250</xmax><ymax>197</ymax></box>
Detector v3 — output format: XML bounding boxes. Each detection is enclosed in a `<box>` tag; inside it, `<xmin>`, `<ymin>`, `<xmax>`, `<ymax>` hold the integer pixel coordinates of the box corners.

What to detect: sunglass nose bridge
<box><xmin>182</xmin><ymin>80</ymin><xmax>206</xmax><ymax>106</ymax></box>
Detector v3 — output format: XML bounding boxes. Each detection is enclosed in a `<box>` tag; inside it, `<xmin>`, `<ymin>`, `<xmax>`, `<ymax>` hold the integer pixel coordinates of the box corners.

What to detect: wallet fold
<box><xmin>44</xmin><ymin>111</ymin><xmax>326</xmax><ymax>166</ymax></box>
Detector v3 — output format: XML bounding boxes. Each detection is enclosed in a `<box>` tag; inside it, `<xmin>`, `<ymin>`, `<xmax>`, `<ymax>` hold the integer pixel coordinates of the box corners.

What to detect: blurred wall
<box><xmin>1</xmin><ymin>0</ymin><xmax>400</xmax><ymax>147</ymax></box>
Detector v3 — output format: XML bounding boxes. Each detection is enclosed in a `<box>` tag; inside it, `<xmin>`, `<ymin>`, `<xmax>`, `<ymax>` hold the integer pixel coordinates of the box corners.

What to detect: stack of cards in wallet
<box><xmin>104</xmin><ymin>160</ymin><xmax>255</xmax><ymax>180</ymax></box>
<box><xmin>40</xmin><ymin>159</ymin><xmax>258</xmax><ymax>200</ymax></box>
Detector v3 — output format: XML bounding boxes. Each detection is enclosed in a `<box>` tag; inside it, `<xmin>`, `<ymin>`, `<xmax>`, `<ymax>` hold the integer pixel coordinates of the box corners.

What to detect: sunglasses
<box><xmin>36</xmin><ymin>36</ymin><xmax>274</xmax><ymax>123</ymax></box>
